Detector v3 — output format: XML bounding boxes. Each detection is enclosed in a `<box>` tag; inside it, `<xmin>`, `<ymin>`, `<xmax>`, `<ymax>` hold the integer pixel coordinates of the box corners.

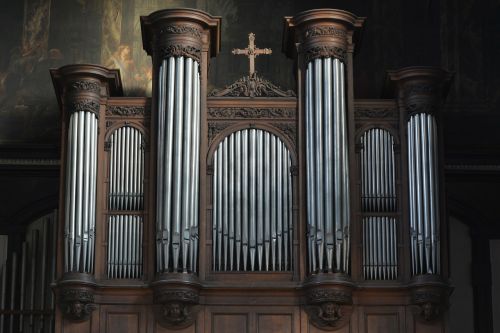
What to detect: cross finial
<box><xmin>232</xmin><ymin>33</ymin><xmax>272</xmax><ymax>77</ymax></box>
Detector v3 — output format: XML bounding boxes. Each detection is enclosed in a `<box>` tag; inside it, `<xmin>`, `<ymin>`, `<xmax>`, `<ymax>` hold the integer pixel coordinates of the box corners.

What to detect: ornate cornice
<box><xmin>304</xmin><ymin>45</ymin><xmax>346</xmax><ymax>63</ymax></box>
<box><xmin>305</xmin><ymin>26</ymin><xmax>347</xmax><ymax>38</ymax></box>
<box><xmin>67</xmin><ymin>99</ymin><xmax>100</xmax><ymax>117</ymax></box>
<box><xmin>207</xmin><ymin>107</ymin><xmax>296</xmax><ymax>119</ymax></box>
<box><xmin>106</xmin><ymin>105</ymin><xmax>147</xmax><ymax>116</ymax></box>
<box><xmin>158</xmin><ymin>45</ymin><xmax>201</xmax><ymax>63</ymax></box>
<box><xmin>159</xmin><ymin>24</ymin><xmax>202</xmax><ymax>38</ymax></box>
<box><xmin>209</xmin><ymin>74</ymin><xmax>296</xmax><ymax>98</ymax></box>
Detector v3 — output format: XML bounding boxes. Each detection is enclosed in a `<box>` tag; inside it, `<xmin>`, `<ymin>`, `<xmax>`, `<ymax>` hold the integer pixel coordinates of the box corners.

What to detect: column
<box><xmin>389</xmin><ymin>66</ymin><xmax>452</xmax><ymax>323</ymax></box>
<box><xmin>140</xmin><ymin>8</ymin><xmax>220</xmax><ymax>329</ymax></box>
<box><xmin>283</xmin><ymin>9</ymin><xmax>364</xmax><ymax>330</ymax></box>
<box><xmin>51</xmin><ymin>64</ymin><xmax>122</xmax><ymax>322</ymax></box>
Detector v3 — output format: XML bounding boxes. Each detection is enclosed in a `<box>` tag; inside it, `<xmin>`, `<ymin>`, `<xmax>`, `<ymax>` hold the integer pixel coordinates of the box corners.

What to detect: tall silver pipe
<box><xmin>171</xmin><ymin>56</ymin><xmax>185</xmax><ymax>271</ymax></box>
<box><xmin>283</xmin><ymin>143</ymin><xmax>289</xmax><ymax>271</ymax></box>
<box><xmin>305</xmin><ymin>62</ymin><xmax>315</xmax><ymax>273</ymax></box>
<box><xmin>249</xmin><ymin>129</ymin><xmax>257</xmax><ymax>271</ymax></box>
<box><xmin>242</xmin><ymin>130</ymin><xmax>249</xmax><ymax>270</ymax></box>
<box><xmin>82</xmin><ymin>112</ymin><xmax>90</xmax><ymax>272</ymax></box>
<box><xmin>323</xmin><ymin>57</ymin><xmax>334</xmax><ymax>271</ymax></box>
<box><xmin>69</xmin><ymin>112</ymin><xmax>78</xmax><ymax>272</ymax></box>
<box><xmin>270</xmin><ymin>135</ymin><xmax>277</xmax><ymax>271</ymax></box>
<box><xmin>408</xmin><ymin>121</ymin><xmax>417</xmax><ymax>275</ymax></box>
<box><xmin>333</xmin><ymin>59</ymin><xmax>342</xmax><ymax>271</ymax></box>
<box><xmin>235</xmin><ymin>132</ymin><xmax>242</xmax><ymax>271</ymax></box>
<box><xmin>217</xmin><ymin>144</ymin><xmax>223</xmax><ymax>270</ymax></box>
<box><xmin>264</xmin><ymin>132</ymin><xmax>271</xmax><ymax>271</ymax></box>
<box><xmin>182</xmin><ymin>58</ymin><xmax>193</xmax><ymax>272</ymax></box>
<box><xmin>212</xmin><ymin>150</ymin><xmax>218</xmax><ymax>271</ymax></box>
<box><xmin>223</xmin><ymin>137</ymin><xmax>229</xmax><ymax>271</ymax></box>
<box><xmin>257</xmin><ymin>131</ymin><xmax>264</xmax><ymax>271</ymax></box>
<box><xmin>420</xmin><ymin>114</ymin><xmax>431</xmax><ymax>274</ymax></box>
<box><xmin>314</xmin><ymin>58</ymin><xmax>325</xmax><ymax>271</ymax></box>
<box><xmin>64</xmin><ymin>115</ymin><xmax>74</xmax><ymax>272</ymax></box>
<box><xmin>340</xmin><ymin>61</ymin><xmax>350</xmax><ymax>273</ymax></box>
<box><xmin>9</xmin><ymin>252</ymin><xmax>16</xmax><ymax>333</ymax></box>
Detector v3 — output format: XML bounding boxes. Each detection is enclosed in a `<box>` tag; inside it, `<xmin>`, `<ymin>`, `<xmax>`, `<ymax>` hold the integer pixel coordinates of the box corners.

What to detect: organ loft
<box><xmin>3</xmin><ymin>5</ymin><xmax>490</xmax><ymax>333</ymax></box>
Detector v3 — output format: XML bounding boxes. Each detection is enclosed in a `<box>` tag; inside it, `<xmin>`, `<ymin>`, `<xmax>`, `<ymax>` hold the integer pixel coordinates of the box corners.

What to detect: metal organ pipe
<box><xmin>305</xmin><ymin>57</ymin><xmax>350</xmax><ymax>274</ymax></box>
<box><xmin>408</xmin><ymin>113</ymin><xmax>440</xmax><ymax>275</ymax></box>
<box><xmin>107</xmin><ymin>124</ymin><xmax>145</xmax><ymax>279</ymax></box>
<box><xmin>212</xmin><ymin>129</ymin><xmax>293</xmax><ymax>271</ymax></box>
<box><xmin>64</xmin><ymin>108</ymin><xmax>98</xmax><ymax>273</ymax></box>
<box><xmin>360</xmin><ymin>128</ymin><xmax>398</xmax><ymax>280</ymax></box>
<box><xmin>155</xmin><ymin>56</ymin><xmax>201</xmax><ymax>273</ymax></box>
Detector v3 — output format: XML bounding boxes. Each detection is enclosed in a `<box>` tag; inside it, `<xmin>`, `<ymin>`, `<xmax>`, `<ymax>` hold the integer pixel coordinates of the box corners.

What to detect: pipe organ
<box><xmin>47</xmin><ymin>7</ymin><xmax>453</xmax><ymax>333</ymax></box>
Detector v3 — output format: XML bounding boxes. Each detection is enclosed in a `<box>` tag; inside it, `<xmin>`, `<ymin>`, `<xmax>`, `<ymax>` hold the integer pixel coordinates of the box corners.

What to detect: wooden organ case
<box><xmin>50</xmin><ymin>8</ymin><xmax>453</xmax><ymax>333</ymax></box>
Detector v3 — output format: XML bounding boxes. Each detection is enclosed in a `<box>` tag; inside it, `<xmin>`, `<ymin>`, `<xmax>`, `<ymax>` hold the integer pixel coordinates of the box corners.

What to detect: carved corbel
<box><xmin>57</xmin><ymin>273</ymin><xmax>97</xmax><ymax>322</ymax></box>
<box><xmin>410</xmin><ymin>275</ymin><xmax>451</xmax><ymax>323</ymax></box>
<box><xmin>152</xmin><ymin>274</ymin><xmax>201</xmax><ymax>329</ymax></box>
<box><xmin>304</xmin><ymin>275</ymin><xmax>354</xmax><ymax>331</ymax></box>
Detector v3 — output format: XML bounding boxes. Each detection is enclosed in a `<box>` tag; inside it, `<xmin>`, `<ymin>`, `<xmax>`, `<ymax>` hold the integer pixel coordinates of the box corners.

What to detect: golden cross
<box><xmin>232</xmin><ymin>33</ymin><xmax>272</xmax><ymax>76</ymax></box>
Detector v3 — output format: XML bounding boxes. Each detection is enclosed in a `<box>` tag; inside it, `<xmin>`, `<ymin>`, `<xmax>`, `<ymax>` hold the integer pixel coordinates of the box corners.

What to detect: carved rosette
<box><xmin>304</xmin><ymin>275</ymin><xmax>354</xmax><ymax>331</ymax></box>
<box><xmin>152</xmin><ymin>275</ymin><xmax>201</xmax><ymax>329</ymax></box>
<box><xmin>106</xmin><ymin>105</ymin><xmax>148</xmax><ymax>116</ymax></box>
<box><xmin>283</xmin><ymin>9</ymin><xmax>364</xmax><ymax>64</ymax></box>
<box><xmin>57</xmin><ymin>273</ymin><xmax>97</xmax><ymax>322</ymax></box>
<box><xmin>409</xmin><ymin>275</ymin><xmax>451</xmax><ymax>323</ymax></box>
<box><xmin>388</xmin><ymin>67</ymin><xmax>453</xmax><ymax>118</ymax></box>
<box><xmin>141</xmin><ymin>9</ymin><xmax>221</xmax><ymax>63</ymax></box>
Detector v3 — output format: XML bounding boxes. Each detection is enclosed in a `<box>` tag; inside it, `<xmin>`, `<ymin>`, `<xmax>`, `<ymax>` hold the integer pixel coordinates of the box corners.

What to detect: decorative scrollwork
<box><xmin>304</xmin><ymin>46</ymin><xmax>346</xmax><ymax>63</ymax></box>
<box><xmin>209</xmin><ymin>74</ymin><xmax>296</xmax><ymax>98</ymax></box>
<box><xmin>106</xmin><ymin>105</ymin><xmax>147</xmax><ymax>116</ymax></box>
<box><xmin>59</xmin><ymin>288</ymin><xmax>96</xmax><ymax>322</ymax></box>
<box><xmin>307</xmin><ymin>289</ymin><xmax>352</xmax><ymax>305</ymax></box>
<box><xmin>159</xmin><ymin>45</ymin><xmax>201</xmax><ymax>62</ymax></box>
<box><xmin>67</xmin><ymin>99</ymin><xmax>100</xmax><ymax>117</ymax></box>
<box><xmin>208</xmin><ymin>122</ymin><xmax>232</xmax><ymax>144</ymax></box>
<box><xmin>354</xmin><ymin>107</ymin><xmax>398</xmax><ymax>119</ymax></box>
<box><xmin>160</xmin><ymin>25</ymin><xmax>202</xmax><ymax>38</ymax></box>
<box><xmin>305</xmin><ymin>26</ymin><xmax>346</xmax><ymax>38</ymax></box>
<box><xmin>273</xmin><ymin>123</ymin><xmax>297</xmax><ymax>147</ymax></box>
<box><xmin>67</xmin><ymin>80</ymin><xmax>100</xmax><ymax>94</ymax></box>
<box><xmin>207</xmin><ymin>107</ymin><xmax>296</xmax><ymax>119</ymax></box>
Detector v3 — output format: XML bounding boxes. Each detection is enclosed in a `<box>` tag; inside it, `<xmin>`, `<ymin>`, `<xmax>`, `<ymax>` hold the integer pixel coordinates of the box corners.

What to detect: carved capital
<box><xmin>283</xmin><ymin>9</ymin><xmax>364</xmax><ymax>63</ymax></box>
<box><xmin>304</xmin><ymin>45</ymin><xmax>346</xmax><ymax>63</ymax></box>
<box><xmin>159</xmin><ymin>44</ymin><xmax>202</xmax><ymax>63</ymax></box>
<box><xmin>141</xmin><ymin>9</ymin><xmax>221</xmax><ymax>62</ymax></box>
<box><xmin>66</xmin><ymin>98</ymin><xmax>101</xmax><ymax>118</ymax></box>
<box><xmin>388</xmin><ymin>67</ymin><xmax>453</xmax><ymax>118</ymax></box>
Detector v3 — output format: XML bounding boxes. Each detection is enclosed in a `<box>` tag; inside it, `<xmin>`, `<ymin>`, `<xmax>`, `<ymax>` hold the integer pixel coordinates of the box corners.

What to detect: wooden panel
<box><xmin>212</xmin><ymin>314</ymin><xmax>248</xmax><ymax>333</ymax></box>
<box><xmin>359</xmin><ymin>306</ymin><xmax>405</xmax><ymax>333</ymax></box>
<box><xmin>100</xmin><ymin>305</ymin><xmax>146</xmax><ymax>333</ymax></box>
<box><xmin>257</xmin><ymin>314</ymin><xmax>292</xmax><ymax>333</ymax></box>
<box><xmin>366</xmin><ymin>314</ymin><xmax>398</xmax><ymax>333</ymax></box>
